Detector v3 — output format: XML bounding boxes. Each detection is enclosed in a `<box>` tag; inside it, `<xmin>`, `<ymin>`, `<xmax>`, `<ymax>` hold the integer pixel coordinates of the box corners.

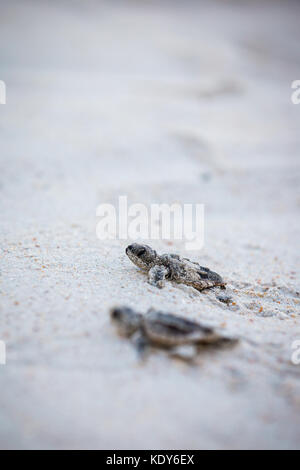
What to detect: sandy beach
<box><xmin>0</xmin><ymin>0</ymin><xmax>300</xmax><ymax>449</ymax></box>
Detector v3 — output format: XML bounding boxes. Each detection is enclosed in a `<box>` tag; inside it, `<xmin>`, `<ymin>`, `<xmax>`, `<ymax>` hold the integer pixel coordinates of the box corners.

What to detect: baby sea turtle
<box><xmin>126</xmin><ymin>243</ymin><xmax>225</xmax><ymax>291</ymax></box>
<box><xmin>110</xmin><ymin>306</ymin><xmax>238</xmax><ymax>360</ymax></box>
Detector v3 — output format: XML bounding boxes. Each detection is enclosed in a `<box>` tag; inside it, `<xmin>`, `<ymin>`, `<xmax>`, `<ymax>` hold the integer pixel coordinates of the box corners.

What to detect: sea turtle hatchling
<box><xmin>110</xmin><ymin>306</ymin><xmax>238</xmax><ymax>360</ymax></box>
<box><xmin>126</xmin><ymin>243</ymin><xmax>226</xmax><ymax>291</ymax></box>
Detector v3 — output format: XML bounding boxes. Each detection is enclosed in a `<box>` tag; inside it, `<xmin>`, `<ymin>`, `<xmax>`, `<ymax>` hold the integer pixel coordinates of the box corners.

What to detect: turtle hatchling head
<box><xmin>110</xmin><ymin>306</ymin><xmax>142</xmax><ymax>337</ymax></box>
<box><xmin>125</xmin><ymin>243</ymin><xmax>157</xmax><ymax>270</ymax></box>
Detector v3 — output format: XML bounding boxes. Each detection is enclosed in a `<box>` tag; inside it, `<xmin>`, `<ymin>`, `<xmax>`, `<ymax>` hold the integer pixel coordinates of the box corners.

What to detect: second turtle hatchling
<box><xmin>126</xmin><ymin>243</ymin><xmax>226</xmax><ymax>291</ymax></box>
<box><xmin>110</xmin><ymin>306</ymin><xmax>238</xmax><ymax>360</ymax></box>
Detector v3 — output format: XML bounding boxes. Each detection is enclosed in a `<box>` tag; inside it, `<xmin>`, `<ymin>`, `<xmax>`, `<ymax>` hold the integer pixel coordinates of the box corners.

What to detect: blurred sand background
<box><xmin>0</xmin><ymin>0</ymin><xmax>300</xmax><ymax>449</ymax></box>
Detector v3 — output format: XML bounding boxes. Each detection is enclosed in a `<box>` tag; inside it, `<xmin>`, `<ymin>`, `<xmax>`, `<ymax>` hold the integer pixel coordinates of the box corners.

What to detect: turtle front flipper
<box><xmin>148</xmin><ymin>265</ymin><xmax>169</xmax><ymax>289</ymax></box>
<box><xmin>131</xmin><ymin>330</ymin><xmax>150</xmax><ymax>360</ymax></box>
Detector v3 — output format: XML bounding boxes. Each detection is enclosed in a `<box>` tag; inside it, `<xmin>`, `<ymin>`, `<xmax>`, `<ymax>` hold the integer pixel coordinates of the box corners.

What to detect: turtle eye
<box><xmin>111</xmin><ymin>309</ymin><xmax>121</xmax><ymax>319</ymax></box>
<box><xmin>137</xmin><ymin>248</ymin><xmax>146</xmax><ymax>257</ymax></box>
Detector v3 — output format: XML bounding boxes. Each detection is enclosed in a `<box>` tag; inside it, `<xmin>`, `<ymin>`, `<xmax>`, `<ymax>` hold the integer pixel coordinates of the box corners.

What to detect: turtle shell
<box><xmin>143</xmin><ymin>310</ymin><xmax>219</xmax><ymax>347</ymax></box>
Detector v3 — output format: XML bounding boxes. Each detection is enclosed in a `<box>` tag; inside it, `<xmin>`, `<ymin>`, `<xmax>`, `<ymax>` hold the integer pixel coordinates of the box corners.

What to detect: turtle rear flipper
<box><xmin>131</xmin><ymin>330</ymin><xmax>150</xmax><ymax>360</ymax></box>
<box><xmin>169</xmin><ymin>344</ymin><xmax>198</xmax><ymax>361</ymax></box>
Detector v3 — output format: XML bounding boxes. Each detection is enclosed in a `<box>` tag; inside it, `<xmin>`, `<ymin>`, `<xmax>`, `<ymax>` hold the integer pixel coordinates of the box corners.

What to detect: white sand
<box><xmin>0</xmin><ymin>0</ymin><xmax>300</xmax><ymax>449</ymax></box>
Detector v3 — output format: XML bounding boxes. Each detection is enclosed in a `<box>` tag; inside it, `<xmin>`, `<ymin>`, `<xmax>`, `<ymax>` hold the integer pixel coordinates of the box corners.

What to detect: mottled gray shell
<box><xmin>142</xmin><ymin>309</ymin><xmax>220</xmax><ymax>347</ymax></box>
